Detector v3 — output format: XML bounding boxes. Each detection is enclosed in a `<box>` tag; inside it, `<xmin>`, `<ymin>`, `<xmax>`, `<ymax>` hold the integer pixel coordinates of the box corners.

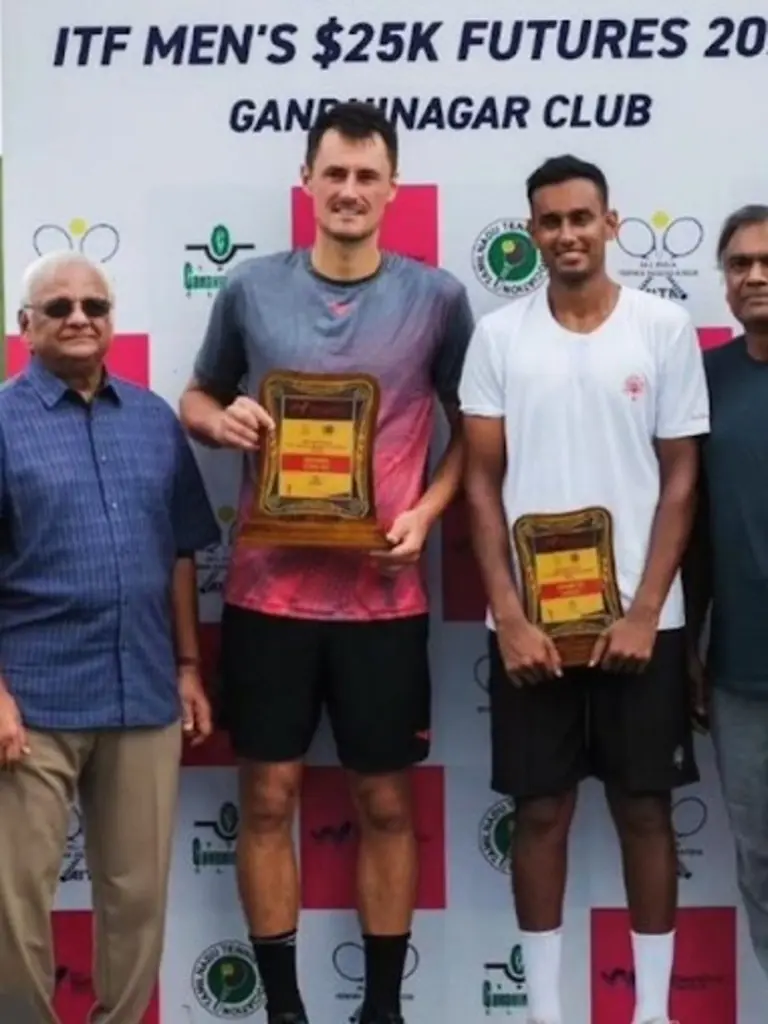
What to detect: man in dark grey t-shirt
<box><xmin>180</xmin><ymin>103</ymin><xmax>474</xmax><ymax>1024</ymax></box>
<box><xmin>684</xmin><ymin>203</ymin><xmax>768</xmax><ymax>980</ymax></box>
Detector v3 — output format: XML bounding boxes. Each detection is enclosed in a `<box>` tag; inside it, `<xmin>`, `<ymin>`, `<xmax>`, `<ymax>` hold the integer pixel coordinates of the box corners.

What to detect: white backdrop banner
<box><xmin>3</xmin><ymin>1</ymin><xmax>767</xmax><ymax>1021</ymax></box>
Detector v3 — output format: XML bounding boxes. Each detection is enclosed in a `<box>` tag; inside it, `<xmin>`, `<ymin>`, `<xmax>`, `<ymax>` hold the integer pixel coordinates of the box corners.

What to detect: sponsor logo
<box><xmin>197</xmin><ymin>505</ymin><xmax>237</xmax><ymax>596</ymax></box>
<box><xmin>190</xmin><ymin>941</ymin><xmax>264</xmax><ymax>1019</ymax></box>
<box><xmin>673</xmin><ymin>795</ymin><xmax>708</xmax><ymax>880</ymax></box>
<box><xmin>472</xmin><ymin>219</ymin><xmax>546</xmax><ymax>298</ymax></box>
<box><xmin>52</xmin><ymin>911</ymin><xmax>160</xmax><ymax>1022</ymax></box>
<box><xmin>478</xmin><ymin>798</ymin><xmax>516</xmax><ymax>873</ymax></box>
<box><xmin>300</xmin><ymin>766</ymin><xmax>446</xmax><ymax>910</ymax></box>
<box><xmin>184</xmin><ymin>225</ymin><xmax>255</xmax><ymax>296</ymax></box>
<box><xmin>192</xmin><ymin>801</ymin><xmax>239</xmax><ymax>873</ymax></box>
<box><xmin>60</xmin><ymin>806</ymin><xmax>89</xmax><ymax>884</ymax></box>
<box><xmin>32</xmin><ymin>218</ymin><xmax>120</xmax><ymax>262</ymax></box>
<box><xmin>591</xmin><ymin>907</ymin><xmax>736</xmax><ymax>1023</ymax></box>
<box><xmin>616</xmin><ymin>211</ymin><xmax>703</xmax><ymax>300</ymax></box>
<box><xmin>474</xmin><ymin>653</ymin><xmax>490</xmax><ymax>713</ymax></box>
<box><xmin>333</xmin><ymin>941</ymin><xmax>419</xmax><ymax>1022</ymax></box>
<box><xmin>600</xmin><ymin>965</ymin><xmax>728</xmax><ymax>990</ymax></box>
<box><xmin>482</xmin><ymin>945</ymin><xmax>527</xmax><ymax>1013</ymax></box>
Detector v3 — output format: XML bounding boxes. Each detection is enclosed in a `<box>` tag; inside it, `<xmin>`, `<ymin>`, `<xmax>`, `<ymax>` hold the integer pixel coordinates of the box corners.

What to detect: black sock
<box><xmin>359</xmin><ymin>933</ymin><xmax>409</xmax><ymax>1021</ymax></box>
<box><xmin>250</xmin><ymin>930</ymin><xmax>304</xmax><ymax>1018</ymax></box>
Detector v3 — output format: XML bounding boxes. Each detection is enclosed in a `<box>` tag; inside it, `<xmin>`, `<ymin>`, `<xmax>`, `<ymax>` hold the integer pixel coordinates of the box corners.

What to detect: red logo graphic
<box><xmin>299</xmin><ymin>765</ymin><xmax>446</xmax><ymax>910</ymax></box>
<box><xmin>697</xmin><ymin>326</ymin><xmax>733</xmax><ymax>351</ymax></box>
<box><xmin>291</xmin><ymin>184</ymin><xmax>439</xmax><ymax>266</ymax></box>
<box><xmin>6</xmin><ymin>334</ymin><xmax>150</xmax><ymax>388</ymax></box>
<box><xmin>181</xmin><ymin>622</ymin><xmax>236</xmax><ymax>767</ymax></box>
<box><xmin>53</xmin><ymin>911</ymin><xmax>159</xmax><ymax>1023</ymax></box>
<box><xmin>623</xmin><ymin>373</ymin><xmax>646</xmax><ymax>400</ymax></box>
<box><xmin>591</xmin><ymin>907</ymin><xmax>736</xmax><ymax>1024</ymax></box>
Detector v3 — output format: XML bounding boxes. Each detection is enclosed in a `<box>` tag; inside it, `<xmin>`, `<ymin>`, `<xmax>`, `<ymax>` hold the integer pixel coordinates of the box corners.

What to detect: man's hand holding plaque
<box><xmin>368</xmin><ymin>507</ymin><xmax>431</xmax><ymax>576</ymax></box>
<box><xmin>496</xmin><ymin>616</ymin><xmax>563</xmax><ymax>687</ymax></box>
<box><xmin>212</xmin><ymin>395</ymin><xmax>275</xmax><ymax>451</ymax></box>
<box><xmin>587</xmin><ymin>605</ymin><xmax>658</xmax><ymax>673</ymax></box>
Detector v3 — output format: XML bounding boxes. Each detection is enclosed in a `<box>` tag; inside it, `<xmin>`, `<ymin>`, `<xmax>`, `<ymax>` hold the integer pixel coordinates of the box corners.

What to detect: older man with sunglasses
<box><xmin>0</xmin><ymin>251</ymin><xmax>219</xmax><ymax>1024</ymax></box>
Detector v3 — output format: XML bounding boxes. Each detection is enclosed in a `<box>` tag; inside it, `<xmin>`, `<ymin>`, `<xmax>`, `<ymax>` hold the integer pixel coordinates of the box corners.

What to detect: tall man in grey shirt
<box><xmin>685</xmin><ymin>203</ymin><xmax>768</xmax><ymax>980</ymax></box>
<box><xmin>179</xmin><ymin>103</ymin><xmax>473</xmax><ymax>1024</ymax></box>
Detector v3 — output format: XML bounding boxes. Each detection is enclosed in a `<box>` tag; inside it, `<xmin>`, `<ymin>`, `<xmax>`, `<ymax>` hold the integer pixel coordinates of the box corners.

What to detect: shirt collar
<box><xmin>24</xmin><ymin>355</ymin><xmax>124</xmax><ymax>409</ymax></box>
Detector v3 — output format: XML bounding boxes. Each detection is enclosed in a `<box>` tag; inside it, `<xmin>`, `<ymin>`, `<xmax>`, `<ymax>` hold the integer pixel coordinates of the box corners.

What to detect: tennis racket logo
<box><xmin>617</xmin><ymin>211</ymin><xmax>703</xmax><ymax>300</ymax></box>
<box><xmin>32</xmin><ymin>218</ymin><xmax>120</xmax><ymax>263</ymax></box>
<box><xmin>472</xmin><ymin>218</ymin><xmax>548</xmax><ymax>298</ymax></box>
<box><xmin>190</xmin><ymin>940</ymin><xmax>264</xmax><ymax>1018</ymax></box>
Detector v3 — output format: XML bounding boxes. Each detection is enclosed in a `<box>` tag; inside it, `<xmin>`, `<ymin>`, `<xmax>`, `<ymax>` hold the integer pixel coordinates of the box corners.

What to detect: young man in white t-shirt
<box><xmin>458</xmin><ymin>155</ymin><xmax>710</xmax><ymax>1024</ymax></box>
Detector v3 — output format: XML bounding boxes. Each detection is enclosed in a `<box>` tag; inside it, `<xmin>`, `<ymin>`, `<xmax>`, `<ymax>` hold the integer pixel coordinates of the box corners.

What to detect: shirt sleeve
<box><xmin>655</xmin><ymin>317</ymin><xmax>711</xmax><ymax>439</ymax></box>
<box><xmin>458</xmin><ymin>318</ymin><xmax>505</xmax><ymax>417</ymax></box>
<box><xmin>171</xmin><ymin>421</ymin><xmax>221</xmax><ymax>555</ymax></box>
<box><xmin>430</xmin><ymin>283</ymin><xmax>475</xmax><ymax>405</ymax></box>
<box><xmin>192</xmin><ymin>276</ymin><xmax>248</xmax><ymax>400</ymax></box>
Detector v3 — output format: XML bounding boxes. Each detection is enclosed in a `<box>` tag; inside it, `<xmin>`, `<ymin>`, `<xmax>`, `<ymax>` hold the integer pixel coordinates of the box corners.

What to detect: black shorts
<box><xmin>217</xmin><ymin>604</ymin><xmax>431</xmax><ymax>773</ymax></box>
<box><xmin>488</xmin><ymin>627</ymin><xmax>698</xmax><ymax>798</ymax></box>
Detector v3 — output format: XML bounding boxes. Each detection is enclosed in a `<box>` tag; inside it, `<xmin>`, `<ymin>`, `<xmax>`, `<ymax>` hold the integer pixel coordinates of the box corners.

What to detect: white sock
<box><xmin>631</xmin><ymin>930</ymin><xmax>674</xmax><ymax>1023</ymax></box>
<box><xmin>520</xmin><ymin>928</ymin><xmax>562</xmax><ymax>1023</ymax></box>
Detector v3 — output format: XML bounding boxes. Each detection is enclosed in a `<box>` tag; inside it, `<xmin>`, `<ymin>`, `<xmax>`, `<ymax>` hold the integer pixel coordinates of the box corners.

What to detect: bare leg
<box><xmin>350</xmin><ymin>770</ymin><xmax>417</xmax><ymax>1022</ymax></box>
<box><xmin>236</xmin><ymin>761</ymin><xmax>304</xmax><ymax>1020</ymax></box>
<box><xmin>512</xmin><ymin>791</ymin><xmax>578</xmax><ymax>1024</ymax></box>
<box><xmin>607</xmin><ymin>788</ymin><xmax>677</xmax><ymax>1023</ymax></box>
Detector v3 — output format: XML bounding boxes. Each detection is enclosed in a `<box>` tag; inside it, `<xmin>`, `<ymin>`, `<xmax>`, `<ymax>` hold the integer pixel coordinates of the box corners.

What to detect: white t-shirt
<box><xmin>458</xmin><ymin>285</ymin><xmax>710</xmax><ymax>632</ymax></box>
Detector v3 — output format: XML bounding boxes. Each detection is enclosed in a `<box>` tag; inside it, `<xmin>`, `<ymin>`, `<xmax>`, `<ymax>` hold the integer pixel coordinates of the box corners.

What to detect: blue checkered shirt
<box><xmin>0</xmin><ymin>358</ymin><xmax>220</xmax><ymax>730</ymax></box>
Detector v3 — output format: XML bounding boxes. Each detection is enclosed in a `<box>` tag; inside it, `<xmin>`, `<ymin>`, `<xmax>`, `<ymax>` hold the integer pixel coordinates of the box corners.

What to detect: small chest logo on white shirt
<box><xmin>623</xmin><ymin>374</ymin><xmax>647</xmax><ymax>401</ymax></box>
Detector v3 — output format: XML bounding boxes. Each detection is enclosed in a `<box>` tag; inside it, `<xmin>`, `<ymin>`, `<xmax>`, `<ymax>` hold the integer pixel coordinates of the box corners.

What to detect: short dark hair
<box><xmin>716</xmin><ymin>204</ymin><xmax>768</xmax><ymax>264</ymax></box>
<box><xmin>305</xmin><ymin>101</ymin><xmax>398</xmax><ymax>171</ymax></box>
<box><xmin>526</xmin><ymin>155</ymin><xmax>609</xmax><ymax>208</ymax></box>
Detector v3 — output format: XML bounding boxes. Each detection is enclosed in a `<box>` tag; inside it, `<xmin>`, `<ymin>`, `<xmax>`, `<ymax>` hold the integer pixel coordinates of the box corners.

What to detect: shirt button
<box><xmin>111</xmin><ymin>502</ymin><xmax>117</xmax><ymax>510</ymax></box>
<box><xmin>101</xmin><ymin>455</ymin><xmax>107</xmax><ymax>463</ymax></box>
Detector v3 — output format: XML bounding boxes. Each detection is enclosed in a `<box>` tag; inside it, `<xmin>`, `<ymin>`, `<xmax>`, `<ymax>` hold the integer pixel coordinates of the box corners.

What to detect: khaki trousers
<box><xmin>0</xmin><ymin>721</ymin><xmax>181</xmax><ymax>1024</ymax></box>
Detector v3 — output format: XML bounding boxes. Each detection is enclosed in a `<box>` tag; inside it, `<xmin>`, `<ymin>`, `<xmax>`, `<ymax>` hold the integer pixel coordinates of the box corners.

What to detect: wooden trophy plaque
<box><xmin>238</xmin><ymin>370</ymin><xmax>389</xmax><ymax>550</ymax></box>
<box><xmin>511</xmin><ymin>506</ymin><xmax>624</xmax><ymax>667</ymax></box>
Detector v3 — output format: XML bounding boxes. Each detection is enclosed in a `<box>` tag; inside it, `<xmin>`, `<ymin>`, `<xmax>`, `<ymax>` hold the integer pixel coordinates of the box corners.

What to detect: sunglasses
<box><xmin>28</xmin><ymin>297</ymin><xmax>112</xmax><ymax>319</ymax></box>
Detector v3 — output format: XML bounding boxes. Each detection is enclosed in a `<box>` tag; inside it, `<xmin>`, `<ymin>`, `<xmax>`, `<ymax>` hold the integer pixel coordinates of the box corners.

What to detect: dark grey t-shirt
<box><xmin>703</xmin><ymin>336</ymin><xmax>768</xmax><ymax>693</ymax></box>
<box><xmin>191</xmin><ymin>248</ymin><xmax>475</xmax><ymax>620</ymax></box>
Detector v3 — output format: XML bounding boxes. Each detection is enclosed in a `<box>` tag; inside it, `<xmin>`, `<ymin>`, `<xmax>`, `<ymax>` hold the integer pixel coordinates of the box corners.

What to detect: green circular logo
<box><xmin>210</xmin><ymin>224</ymin><xmax>233</xmax><ymax>263</ymax></box>
<box><xmin>478</xmin><ymin>798</ymin><xmax>516</xmax><ymax>872</ymax></box>
<box><xmin>192</xmin><ymin>941</ymin><xmax>264</xmax><ymax>1018</ymax></box>
<box><xmin>508</xmin><ymin>944</ymin><xmax>525</xmax><ymax>985</ymax></box>
<box><xmin>472</xmin><ymin>219</ymin><xmax>546</xmax><ymax>297</ymax></box>
<box><xmin>218</xmin><ymin>802</ymin><xmax>239</xmax><ymax>840</ymax></box>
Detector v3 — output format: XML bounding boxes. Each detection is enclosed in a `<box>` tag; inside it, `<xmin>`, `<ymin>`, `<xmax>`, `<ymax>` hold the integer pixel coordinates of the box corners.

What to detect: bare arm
<box><xmin>179</xmin><ymin>378</ymin><xmax>229</xmax><ymax>448</ymax></box>
<box><xmin>631</xmin><ymin>436</ymin><xmax>701</xmax><ymax>621</ymax></box>
<box><xmin>412</xmin><ymin>399</ymin><xmax>464</xmax><ymax>527</ymax></box>
<box><xmin>463</xmin><ymin>415</ymin><xmax>526</xmax><ymax>626</ymax></box>
<box><xmin>180</xmin><ymin>276</ymin><xmax>273</xmax><ymax>450</ymax></box>
<box><xmin>179</xmin><ymin>377</ymin><xmax>273</xmax><ymax>451</ymax></box>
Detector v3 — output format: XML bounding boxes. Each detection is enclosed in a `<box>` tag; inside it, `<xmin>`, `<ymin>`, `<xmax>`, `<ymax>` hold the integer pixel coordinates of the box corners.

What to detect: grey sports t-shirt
<box><xmin>192</xmin><ymin>249</ymin><xmax>474</xmax><ymax>621</ymax></box>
